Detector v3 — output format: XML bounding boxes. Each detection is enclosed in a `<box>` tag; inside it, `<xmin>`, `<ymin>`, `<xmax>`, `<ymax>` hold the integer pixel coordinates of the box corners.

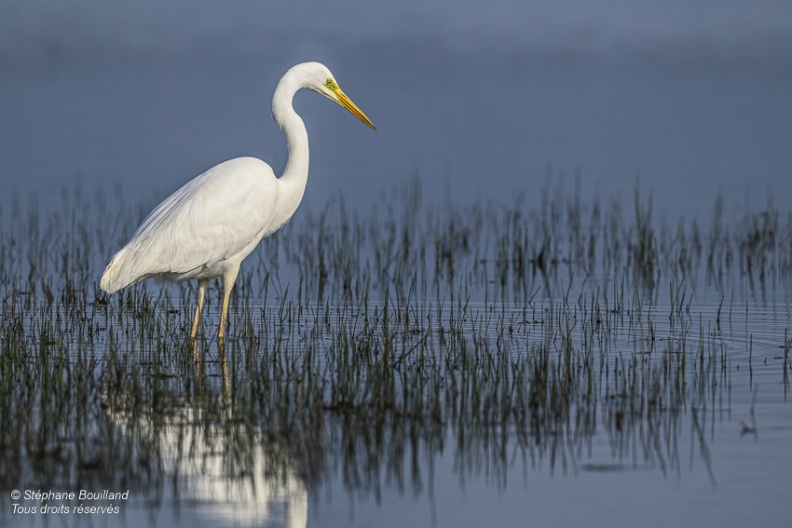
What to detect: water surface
<box><xmin>1</xmin><ymin>2</ymin><xmax>792</xmax><ymax>527</ymax></box>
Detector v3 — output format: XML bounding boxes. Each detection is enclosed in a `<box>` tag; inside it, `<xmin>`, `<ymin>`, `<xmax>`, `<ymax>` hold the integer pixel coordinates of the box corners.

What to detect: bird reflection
<box><xmin>107</xmin><ymin>347</ymin><xmax>307</xmax><ymax>527</ymax></box>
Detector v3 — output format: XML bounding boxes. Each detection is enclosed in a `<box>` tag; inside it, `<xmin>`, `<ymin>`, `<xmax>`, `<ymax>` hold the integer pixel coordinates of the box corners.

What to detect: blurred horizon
<box><xmin>2</xmin><ymin>0</ymin><xmax>791</xmax><ymax>221</ymax></box>
<box><xmin>3</xmin><ymin>1</ymin><xmax>791</xmax><ymax>67</ymax></box>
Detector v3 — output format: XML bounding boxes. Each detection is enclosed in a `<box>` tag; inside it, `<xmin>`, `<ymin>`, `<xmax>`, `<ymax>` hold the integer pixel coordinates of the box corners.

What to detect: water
<box><xmin>2</xmin><ymin>1</ymin><xmax>791</xmax><ymax>217</ymax></box>
<box><xmin>2</xmin><ymin>1</ymin><xmax>792</xmax><ymax>527</ymax></box>
<box><xmin>2</xmin><ymin>181</ymin><xmax>791</xmax><ymax>527</ymax></box>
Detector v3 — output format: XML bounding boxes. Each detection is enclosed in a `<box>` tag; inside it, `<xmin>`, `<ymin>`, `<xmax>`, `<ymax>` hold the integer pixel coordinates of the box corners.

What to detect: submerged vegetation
<box><xmin>0</xmin><ymin>179</ymin><xmax>790</xmax><ymax>524</ymax></box>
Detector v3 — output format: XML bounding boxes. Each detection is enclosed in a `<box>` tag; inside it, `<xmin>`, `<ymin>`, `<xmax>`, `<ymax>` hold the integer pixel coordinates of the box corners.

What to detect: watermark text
<box><xmin>8</xmin><ymin>489</ymin><xmax>129</xmax><ymax>516</ymax></box>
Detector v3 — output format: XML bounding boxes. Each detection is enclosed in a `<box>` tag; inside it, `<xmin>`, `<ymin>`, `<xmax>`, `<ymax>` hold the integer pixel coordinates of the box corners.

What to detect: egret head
<box><xmin>303</xmin><ymin>63</ymin><xmax>377</xmax><ymax>131</ymax></box>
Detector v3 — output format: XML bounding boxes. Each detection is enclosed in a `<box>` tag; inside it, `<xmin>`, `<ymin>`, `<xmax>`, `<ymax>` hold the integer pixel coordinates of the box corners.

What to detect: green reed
<box><xmin>0</xmin><ymin>177</ymin><xmax>790</xmax><ymax>513</ymax></box>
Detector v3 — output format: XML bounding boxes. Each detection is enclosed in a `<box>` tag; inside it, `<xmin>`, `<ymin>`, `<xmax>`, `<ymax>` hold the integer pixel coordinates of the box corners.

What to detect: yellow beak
<box><xmin>334</xmin><ymin>89</ymin><xmax>377</xmax><ymax>131</ymax></box>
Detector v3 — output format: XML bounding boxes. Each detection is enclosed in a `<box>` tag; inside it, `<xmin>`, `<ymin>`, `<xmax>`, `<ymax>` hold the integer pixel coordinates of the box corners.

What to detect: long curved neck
<box><xmin>272</xmin><ymin>75</ymin><xmax>310</xmax><ymax>220</ymax></box>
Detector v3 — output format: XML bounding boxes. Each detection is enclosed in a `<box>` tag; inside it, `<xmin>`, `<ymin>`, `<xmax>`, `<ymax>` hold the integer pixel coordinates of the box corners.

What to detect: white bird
<box><xmin>100</xmin><ymin>62</ymin><xmax>376</xmax><ymax>340</ymax></box>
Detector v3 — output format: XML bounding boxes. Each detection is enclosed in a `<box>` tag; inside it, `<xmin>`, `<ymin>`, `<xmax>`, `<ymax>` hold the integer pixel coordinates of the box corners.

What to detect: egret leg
<box><xmin>190</xmin><ymin>279</ymin><xmax>209</xmax><ymax>339</ymax></box>
<box><xmin>218</xmin><ymin>266</ymin><xmax>240</xmax><ymax>340</ymax></box>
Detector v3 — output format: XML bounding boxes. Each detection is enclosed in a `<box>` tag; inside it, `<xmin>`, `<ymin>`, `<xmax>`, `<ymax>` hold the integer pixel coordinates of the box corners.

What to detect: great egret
<box><xmin>100</xmin><ymin>62</ymin><xmax>376</xmax><ymax>339</ymax></box>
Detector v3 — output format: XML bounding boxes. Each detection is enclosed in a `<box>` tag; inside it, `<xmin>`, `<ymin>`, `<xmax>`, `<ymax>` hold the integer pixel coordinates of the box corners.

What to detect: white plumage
<box><xmin>101</xmin><ymin>158</ymin><xmax>279</xmax><ymax>290</ymax></box>
<box><xmin>101</xmin><ymin>62</ymin><xmax>376</xmax><ymax>340</ymax></box>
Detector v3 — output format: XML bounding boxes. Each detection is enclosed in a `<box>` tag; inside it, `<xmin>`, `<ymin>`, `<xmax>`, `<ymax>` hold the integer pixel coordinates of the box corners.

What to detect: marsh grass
<box><xmin>1</xmin><ymin>179</ymin><xmax>790</xmax><ymax>523</ymax></box>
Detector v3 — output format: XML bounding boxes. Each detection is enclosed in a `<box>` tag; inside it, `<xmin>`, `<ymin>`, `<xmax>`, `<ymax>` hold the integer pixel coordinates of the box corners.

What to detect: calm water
<box><xmin>2</xmin><ymin>1</ymin><xmax>792</xmax><ymax>218</ymax></box>
<box><xmin>1</xmin><ymin>187</ymin><xmax>791</xmax><ymax>527</ymax></box>
<box><xmin>143</xmin><ymin>302</ymin><xmax>792</xmax><ymax>528</ymax></box>
<box><xmin>2</xmin><ymin>1</ymin><xmax>792</xmax><ymax>527</ymax></box>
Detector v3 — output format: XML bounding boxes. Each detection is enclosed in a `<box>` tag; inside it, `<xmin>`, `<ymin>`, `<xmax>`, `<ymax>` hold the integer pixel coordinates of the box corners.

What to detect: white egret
<box><xmin>100</xmin><ymin>62</ymin><xmax>376</xmax><ymax>339</ymax></box>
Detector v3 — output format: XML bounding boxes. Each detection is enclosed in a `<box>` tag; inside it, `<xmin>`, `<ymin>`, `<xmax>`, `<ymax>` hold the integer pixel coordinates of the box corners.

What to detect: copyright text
<box><xmin>8</xmin><ymin>489</ymin><xmax>129</xmax><ymax>516</ymax></box>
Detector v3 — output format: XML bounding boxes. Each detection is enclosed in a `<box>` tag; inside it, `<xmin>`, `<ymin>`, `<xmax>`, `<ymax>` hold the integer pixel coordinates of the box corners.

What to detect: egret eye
<box><xmin>325</xmin><ymin>78</ymin><xmax>338</xmax><ymax>90</ymax></box>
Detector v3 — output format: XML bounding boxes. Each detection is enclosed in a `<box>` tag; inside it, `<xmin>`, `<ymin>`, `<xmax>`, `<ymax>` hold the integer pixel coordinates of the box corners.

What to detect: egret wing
<box><xmin>101</xmin><ymin>157</ymin><xmax>279</xmax><ymax>291</ymax></box>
